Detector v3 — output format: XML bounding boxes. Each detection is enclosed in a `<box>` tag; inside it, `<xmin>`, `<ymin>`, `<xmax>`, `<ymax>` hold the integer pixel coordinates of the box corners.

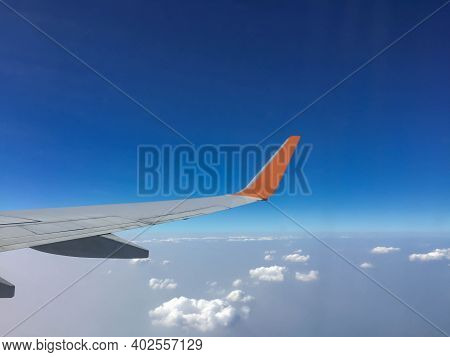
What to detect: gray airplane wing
<box><xmin>0</xmin><ymin>194</ymin><xmax>260</xmax><ymax>254</ymax></box>
<box><xmin>0</xmin><ymin>136</ymin><xmax>300</xmax><ymax>297</ymax></box>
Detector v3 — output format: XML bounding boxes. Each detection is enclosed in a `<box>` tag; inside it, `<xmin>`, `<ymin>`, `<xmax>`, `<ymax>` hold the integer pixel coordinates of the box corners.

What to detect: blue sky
<box><xmin>0</xmin><ymin>1</ymin><xmax>450</xmax><ymax>337</ymax></box>
<box><xmin>0</xmin><ymin>0</ymin><xmax>449</xmax><ymax>232</ymax></box>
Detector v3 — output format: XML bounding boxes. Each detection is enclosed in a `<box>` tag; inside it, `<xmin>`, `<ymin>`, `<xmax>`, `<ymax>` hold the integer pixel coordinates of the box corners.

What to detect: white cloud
<box><xmin>149</xmin><ymin>278</ymin><xmax>177</xmax><ymax>290</ymax></box>
<box><xmin>205</xmin><ymin>281</ymin><xmax>228</xmax><ymax>296</ymax></box>
<box><xmin>232</xmin><ymin>279</ymin><xmax>243</xmax><ymax>288</ymax></box>
<box><xmin>371</xmin><ymin>246</ymin><xmax>400</xmax><ymax>254</ymax></box>
<box><xmin>228</xmin><ymin>235</ymin><xmax>249</xmax><ymax>239</ymax></box>
<box><xmin>283</xmin><ymin>253</ymin><xmax>310</xmax><ymax>263</ymax></box>
<box><xmin>293</xmin><ymin>249</ymin><xmax>302</xmax><ymax>253</ymax></box>
<box><xmin>162</xmin><ymin>260</ymin><xmax>171</xmax><ymax>265</ymax></box>
<box><xmin>295</xmin><ymin>270</ymin><xmax>319</xmax><ymax>282</ymax></box>
<box><xmin>249</xmin><ymin>266</ymin><xmax>286</xmax><ymax>282</ymax></box>
<box><xmin>360</xmin><ymin>262</ymin><xmax>373</xmax><ymax>269</ymax></box>
<box><xmin>240</xmin><ymin>305</ymin><xmax>250</xmax><ymax>318</ymax></box>
<box><xmin>227</xmin><ymin>236</ymin><xmax>274</xmax><ymax>242</ymax></box>
<box><xmin>145</xmin><ymin>235</ymin><xmax>297</xmax><ymax>244</ymax></box>
<box><xmin>130</xmin><ymin>257</ymin><xmax>151</xmax><ymax>265</ymax></box>
<box><xmin>264</xmin><ymin>254</ymin><xmax>274</xmax><ymax>261</ymax></box>
<box><xmin>409</xmin><ymin>248</ymin><xmax>450</xmax><ymax>262</ymax></box>
<box><xmin>154</xmin><ymin>236</ymin><xmax>225</xmax><ymax>243</ymax></box>
<box><xmin>149</xmin><ymin>297</ymin><xmax>248</xmax><ymax>332</ymax></box>
<box><xmin>226</xmin><ymin>290</ymin><xmax>254</xmax><ymax>303</ymax></box>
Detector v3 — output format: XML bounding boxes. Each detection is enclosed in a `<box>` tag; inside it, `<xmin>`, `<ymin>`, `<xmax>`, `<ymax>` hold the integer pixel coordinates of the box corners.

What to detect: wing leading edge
<box><xmin>0</xmin><ymin>136</ymin><xmax>300</xmax><ymax>297</ymax></box>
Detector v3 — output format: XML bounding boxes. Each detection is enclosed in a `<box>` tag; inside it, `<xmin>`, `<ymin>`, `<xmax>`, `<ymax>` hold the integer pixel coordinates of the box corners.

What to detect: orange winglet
<box><xmin>235</xmin><ymin>136</ymin><xmax>301</xmax><ymax>200</ymax></box>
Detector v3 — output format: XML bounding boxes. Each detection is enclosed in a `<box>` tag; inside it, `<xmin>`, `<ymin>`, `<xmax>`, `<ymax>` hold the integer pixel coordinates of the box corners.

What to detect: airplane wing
<box><xmin>0</xmin><ymin>136</ymin><xmax>300</xmax><ymax>297</ymax></box>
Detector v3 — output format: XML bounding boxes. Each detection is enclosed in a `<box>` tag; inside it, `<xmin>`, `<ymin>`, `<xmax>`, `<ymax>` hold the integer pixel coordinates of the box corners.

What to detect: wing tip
<box><xmin>235</xmin><ymin>136</ymin><xmax>301</xmax><ymax>200</ymax></box>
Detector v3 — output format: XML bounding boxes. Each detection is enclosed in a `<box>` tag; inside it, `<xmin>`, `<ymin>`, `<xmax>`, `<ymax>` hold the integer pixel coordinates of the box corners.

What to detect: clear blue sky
<box><xmin>0</xmin><ymin>0</ymin><xmax>449</xmax><ymax>232</ymax></box>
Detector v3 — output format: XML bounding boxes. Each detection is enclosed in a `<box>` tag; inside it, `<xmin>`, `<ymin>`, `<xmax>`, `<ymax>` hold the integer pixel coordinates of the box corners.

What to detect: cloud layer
<box><xmin>249</xmin><ymin>266</ymin><xmax>286</xmax><ymax>282</ymax></box>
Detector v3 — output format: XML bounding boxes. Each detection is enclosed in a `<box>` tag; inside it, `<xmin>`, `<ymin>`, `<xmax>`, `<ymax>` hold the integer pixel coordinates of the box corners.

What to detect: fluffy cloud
<box><xmin>226</xmin><ymin>290</ymin><xmax>254</xmax><ymax>303</ymax></box>
<box><xmin>283</xmin><ymin>253</ymin><xmax>310</xmax><ymax>263</ymax></box>
<box><xmin>249</xmin><ymin>266</ymin><xmax>286</xmax><ymax>282</ymax></box>
<box><xmin>295</xmin><ymin>270</ymin><xmax>319</xmax><ymax>282</ymax></box>
<box><xmin>149</xmin><ymin>278</ymin><xmax>177</xmax><ymax>290</ymax></box>
<box><xmin>264</xmin><ymin>254</ymin><xmax>274</xmax><ymax>261</ymax></box>
<box><xmin>149</xmin><ymin>297</ymin><xmax>248</xmax><ymax>332</ymax></box>
<box><xmin>232</xmin><ymin>279</ymin><xmax>243</xmax><ymax>288</ymax></box>
<box><xmin>360</xmin><ymin>262</ymin><xmax>373</xmax><ymax>269</ymax></box>
<box><xmin>409</xmin><ymin>248</ymin><xmax>450</xmax><ymax>262</ymax></box>
<box><xmin>162</xmin><ymin>260</ymin><xmax>171</xmax><ymax>265</ymax></box>
<box><xmin>371</xmin><ymin>246</ymin><xmax>400</xmax><ymax>254</ymax></box>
